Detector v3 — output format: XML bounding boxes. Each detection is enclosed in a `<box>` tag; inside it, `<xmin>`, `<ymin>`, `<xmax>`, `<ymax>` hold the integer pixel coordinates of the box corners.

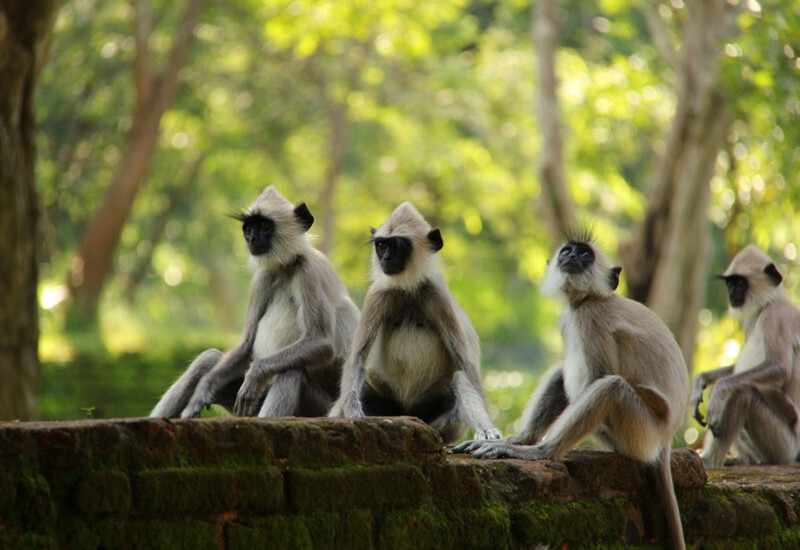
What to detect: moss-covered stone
<box><xmin>132</xmin><ymin>467</ymin><xmax>283</xmax><ymax>516</ymax></box>
<box><xmin>286</xmin><ymin>464</ymin><xmax>428</xmax><ymax>512</ymax></box>
<box><xmin>77</xmin><ymin>470</ymin><xmax>131</xmax><ymax>517</ymax></box>
<box><xmin>226</xmin><ymin>516</ymin><xmax>313</xmax><ymax>550</ymax></box>
<box><xmin>679</xmin><ymin>487</ymin><xmax>778</xmax><ymax>538</ymax></box>
<box><xmin>91</xmin><ymin>519</ymin><xmax>218</xmax><ymax>550</ymax></box>
<box><xmin>377</xmin><ymin>504</ymin><xmax>509</xmax><ymax>550</ymax></box>
<box><xmin>510</xmin><ymin>498</ymin><xmax>629</xmax><ymax>548</ymax></box>
<box><xmin>0</xmin><ymin>532</ymin><xmax>57</xmax><ymax>550</ymax></box>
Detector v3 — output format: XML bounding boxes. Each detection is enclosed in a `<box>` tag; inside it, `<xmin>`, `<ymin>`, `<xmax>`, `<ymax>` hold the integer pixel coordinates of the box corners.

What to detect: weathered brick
<box><xmin>133</xmin><ymin>467</ymin><xmax>283</xmax><ymax>516</ymax></box>
<box><xmin>77</xmin><ymin>470</ymin><xmax>131</xmax><ymax>517</ymax></box>
<box><xmin>286</xmin><ymin>464</ymin><xmax>428</xmax><ymax>512</ymax></box>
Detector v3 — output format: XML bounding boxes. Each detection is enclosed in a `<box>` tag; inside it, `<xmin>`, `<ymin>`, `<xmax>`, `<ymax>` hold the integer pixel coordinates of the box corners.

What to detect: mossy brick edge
<box><xmin>2</xmin><ymin>417</ymin><xmax>800</xmax><ymax>548</ymax></box>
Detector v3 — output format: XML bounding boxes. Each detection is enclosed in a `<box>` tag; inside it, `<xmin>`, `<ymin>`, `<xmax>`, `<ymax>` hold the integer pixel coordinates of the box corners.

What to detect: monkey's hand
<box><xmin>340</xmin><ymin>392</ymin><xmax>365</xmax><ymax>419</ymax></box>
<box><xmin>473</xmin><ymin>428</ymin><xmax>502</xmax><ymax>441</ymax></box>
<box><xmin>704</xmin><ymin>382</ymin><xmax>731</xmax><ymax>432</ymax></box>
<box><xmin>180</xmin><ymin>397</ymin><xmax>210</xmax><ymax>419</ymax></box>
<box><xmin>234</xmin><ymin>375</ymin><xmax>264</xmax><ymax>417</ymax></box>
<box><xmin>690</xmin><ymin>375</ymin><xmax>709</xmax><ymax>427</ymax></box>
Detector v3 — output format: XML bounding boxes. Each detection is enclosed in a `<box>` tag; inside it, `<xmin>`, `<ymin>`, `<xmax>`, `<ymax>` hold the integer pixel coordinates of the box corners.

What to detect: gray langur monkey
<box><xmin>150</xmin><ymin>186</ymin><xmax>360</xmax><ymax>419</ymax></box>
<box><xmin>454</xmin><ymin>236</ymin><xmax>689</xmax><ymax>550</ymax></box>
<box><xmin>328</xmin><ymin>202</ymin><xmax>501</xmax><ymax>444</ymax></box>
<box><xmin>692</xmin><ymin>244</ymin><xmax>800</xmax><ymax>468</ymax></box>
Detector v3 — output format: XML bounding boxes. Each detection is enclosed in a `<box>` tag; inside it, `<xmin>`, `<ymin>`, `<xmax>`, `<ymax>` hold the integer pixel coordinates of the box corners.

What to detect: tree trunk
<box><xmin>318</xmin><ymin>96</ymin><xmax>348</xmax><ymax>257</ymax></box>
<box><xmin>66</xmin><ymin>0</ymin><xmax>203</xmax><ymax>330</ymax></box>
<box><xmin>0</xmin><ymin>0</ymin><xmax>61</xmax><ymax>420</ymax></box>
<box><xmin>620</xmin><ymin>0</ymin><xmax>739</xmax><ymax>370</ymax></box>
<box><xmin>533</xmin><ymin>0</ymin><xmax>575</xmax><ymax>246</ymax></box>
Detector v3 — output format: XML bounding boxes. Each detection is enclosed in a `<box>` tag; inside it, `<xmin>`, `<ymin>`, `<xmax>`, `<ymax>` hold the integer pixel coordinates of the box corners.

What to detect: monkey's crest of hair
<box><xmin>725</xmin><ymin>244</ymin><xmax>785</xmax><ymax>317</ymax></box>
<box><xmin>370</xmin><ymin>201</ymin><xmax>441</xmax><ymax>291</ymax></box>
<box><xmin>541</xmin><ymin>238</ymin><xmax>617</xmax><ymax>303</ymax></box>
<box><xmin>563</xmin><ymin>227</ymin><xmax>596</xmax><ymax>246</ymax></box>
<box><xmin>244</xmin><ymin>186</ymin><xmax>312</xmax><ymax>272</ymax></box>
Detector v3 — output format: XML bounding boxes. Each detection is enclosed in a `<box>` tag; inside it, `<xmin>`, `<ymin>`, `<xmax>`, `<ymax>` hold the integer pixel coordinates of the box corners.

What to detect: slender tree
<box><xmin>0</xmin><ymin>0</ymin><xmax>61</xmax><ymax>419</ymax></box>
<box><xmin>620</xmin><ymin>0</ymin><xmax>742</xmax><ymax>369</ymax></box>
<box><xmin>66</xmin><ymin>0</ymin><xmax>204</xmax><ymax>330</ymax></box>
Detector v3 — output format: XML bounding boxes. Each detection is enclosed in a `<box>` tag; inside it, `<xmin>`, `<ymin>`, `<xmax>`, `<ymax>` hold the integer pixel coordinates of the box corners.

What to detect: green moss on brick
<box><xmin>92</xmin><ymin>519</ymin><xmax>218</xmax><ymax>550</ymax></box>
<box><xmin>15</xmin><ymin>475</ymin><xmax>53</xmax><ymax>527</ymax></box>
<box><xmin>679</xmin><ymin>488</ymin><xmax>778</xmax><ymax>539</ymax></box>
<box><xmin>77</xmin><ymin>470</ymin><xmax>131</xmax><ymax>517</ymax></box>
<box><xmin>378</xmin><ymin>504</ymin><xmax>509</xmax><ymax>550</ymax></box>
<box><xmin>510</xmin><ymin>498</ymin><xmax>628</xmax><ymax>547</ymax></box>
<box><xmin>0</xmin><ymin>532</ymin><xmax>57</xmax><ymax>550</ymax></box>
<box><xmin>378</xmin><ymin>507</ymin><xmax>449</xmax><ymax>550</ymax></box>
<box><xmin>133</xmin><ymin>467</ymin><xmax>283</xmax><ymax>516</ymax></box>
<box><xmin>286</xmin><ymin>464</ymin><xmax>428</xmax><ymax>512</ymax></box>
<box><xmin>304</xmin><ymin>510</ymin><xmax>373</xmax><ymax>550</ymax></box>
<box><xmin>226</xmin><ymin>516</ymin><xmax>312</xmax><ymax>550</ymax></box>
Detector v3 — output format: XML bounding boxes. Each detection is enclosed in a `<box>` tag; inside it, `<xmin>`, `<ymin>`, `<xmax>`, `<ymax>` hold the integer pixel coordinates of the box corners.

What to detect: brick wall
<box><xmin>0</xmin><ymin>417</ymin><xmax>799</xmax><ymax>549</ymax></box>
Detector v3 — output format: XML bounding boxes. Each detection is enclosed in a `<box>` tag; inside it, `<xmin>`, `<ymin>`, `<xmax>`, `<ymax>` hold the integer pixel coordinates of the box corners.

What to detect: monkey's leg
<box><xmin>474</xmin><ymin>375</ymin><xmax>663</xmax><ymax>461</ymax></box>
<box><xmin>257</xmin><ymin>369</ymin><xmax>330</xmax><ymax>417</ymax></box>
<box><xmin>453</xmin><ymin>364</ymin><xmax>566</xmax><ymax>454</ymax></box>
<box><xmin>706</xmin><ymin>386</ymin><xmax>800</xmax><ymax>466</ymax></box>
<box><xmin>150</xmin><ymin>349</ymin><xmax>222</xmax><ymax>418</ymax></box>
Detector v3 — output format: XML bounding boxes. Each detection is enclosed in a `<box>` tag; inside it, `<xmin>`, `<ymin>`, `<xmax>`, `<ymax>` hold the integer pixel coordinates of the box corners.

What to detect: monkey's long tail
<box><xmin>654</xmin><ymin>446</ymin><xmax>686</xmax><ymax>550</ymax></box>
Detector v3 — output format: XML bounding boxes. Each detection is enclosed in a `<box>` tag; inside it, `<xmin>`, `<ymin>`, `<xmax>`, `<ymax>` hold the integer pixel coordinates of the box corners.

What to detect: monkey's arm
<box><xmin>453</xmin><ymin>363</ymin><xmax>567</xmax><ymax>454</ymax></box>
<box><xmin>430</xmin><ymin>298</ymin><xmax>501</xmax><ymax>440</ymax></box>
<box><xmin>328</xmin><ymin>290</ymin><xmax>383</xmax><ymax>418</ymax></box>
<box><xmin>706</xmin><ymin>312</ymin><xmax>797</xmax><ymax>428</ymax></box>
<box><xmin>233</xmin><ymin>267</ymin><xmax>339</xmax><ymax>416</ymax></box>
<box><xmin>180</xmin><ymin>274</ymin><xmax>271</xmax><ymax>418</ymax></box>
<box><xmin>690</xmin><ymin>365</ymin><xmax>734</xmax><ymax>426</ymax></box>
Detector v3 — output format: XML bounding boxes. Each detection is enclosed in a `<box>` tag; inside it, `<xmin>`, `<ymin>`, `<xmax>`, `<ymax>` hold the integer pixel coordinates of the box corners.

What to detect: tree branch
<box><xmin>131</xmin><ymin>0</ymin><xmax>155</xmax><ymax>109</ymax></box>
<box><xmin>642</xmin><ymin>0</ymin><xmax>680</xmax><ymax>74</ymax></box>
<box><xmin>152</xmin><ymin>0</ymin><xmax>204</xmax><ymax>116</ymax></box>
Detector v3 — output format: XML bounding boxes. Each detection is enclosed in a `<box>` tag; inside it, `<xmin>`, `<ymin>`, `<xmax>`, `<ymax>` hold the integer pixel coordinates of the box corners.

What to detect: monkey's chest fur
<box><xmin>252</xmin><ymin>289</ymin><xmax>302</xmax><ymax>360</ymax></box>
<box><xmin>366</xmin><ymin>288</ymin><xmax>454</xmax><ymax>409</ymax></box>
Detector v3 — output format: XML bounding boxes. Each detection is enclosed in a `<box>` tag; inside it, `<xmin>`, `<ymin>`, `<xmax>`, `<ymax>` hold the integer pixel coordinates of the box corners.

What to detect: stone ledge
<box><xmin>0</xmin><ymin>417</ymin><xmax>798</xmax><ymax>549</ymax></box>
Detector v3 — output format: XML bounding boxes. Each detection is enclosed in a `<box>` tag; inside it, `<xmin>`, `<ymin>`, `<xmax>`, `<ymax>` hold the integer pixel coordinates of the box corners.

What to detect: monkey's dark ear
<box><xmin>764</xmin><ymin>263</ymin><xmax>783</xmax><ymax>286</ymax></box>
<box><xmin>427</xmin><ymin>228</ymin><xmax>444</xmax><ymax>252</ymax></box>
<box><xmin>370</xmin><ymin>227</ymin><xmax>376</xmax><ymax>236</ymax></box>
<box><xmin>294</xmin><ymin>202</ymin><xmax>314</xmax><ymax>232</ymax></box>
<box><xmin>608</xmin><ymin>266</ymin><xmax>622</xmax><ymax>291</ymax></box>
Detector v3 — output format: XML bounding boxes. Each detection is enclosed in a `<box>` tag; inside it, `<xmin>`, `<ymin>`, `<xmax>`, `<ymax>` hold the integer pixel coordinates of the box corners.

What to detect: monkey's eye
<box><xmin>375</xmin><ymin>241</ymin><xmax>388</xmax><ymax>254</ymax></box>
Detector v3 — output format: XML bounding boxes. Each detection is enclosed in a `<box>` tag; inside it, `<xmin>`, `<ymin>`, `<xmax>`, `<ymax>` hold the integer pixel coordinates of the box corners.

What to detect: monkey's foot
<box><xmin>451</xmin><ymin>439</ymin><xmax>484</xmax><ymax>454</ymax></box>
<box><xmin>474</xmin><ymin>443</ymin><xmax>554</xmax><ymax>461</ymax></box>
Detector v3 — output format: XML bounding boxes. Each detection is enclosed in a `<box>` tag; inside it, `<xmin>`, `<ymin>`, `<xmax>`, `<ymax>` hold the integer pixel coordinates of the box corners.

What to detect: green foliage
<box><xmin>34</xmin><ymin>0</ymin><xmax>800</xmax><ymax>429</ymax></box>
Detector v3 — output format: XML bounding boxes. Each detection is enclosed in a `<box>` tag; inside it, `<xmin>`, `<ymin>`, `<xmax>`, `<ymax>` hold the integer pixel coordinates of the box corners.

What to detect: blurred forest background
<box><xmin>2</xmin><ymin>0</ymin><xmax>799</xmax><ymax>445</ymax></box>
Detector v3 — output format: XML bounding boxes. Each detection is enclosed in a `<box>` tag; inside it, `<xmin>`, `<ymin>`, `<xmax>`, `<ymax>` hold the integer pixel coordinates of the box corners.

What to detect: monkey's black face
<box><xmin>373</xmin><ymin>237</ymin><xmax>412</xmax><ymax>275</ymax></box>
<box><xmin>720</xmin><ymin>274</ymin><xmax>748</xmax><ymax>308</ymax></box>
<box><xmin>241</xmin><ymin>214</ymin><xmax>275</xmax><ymax>256</ymax></box>
<box><xmin>557</xmin><ymin>242</ymin><xmax>595</xmax><ymax>275</ymax></box>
